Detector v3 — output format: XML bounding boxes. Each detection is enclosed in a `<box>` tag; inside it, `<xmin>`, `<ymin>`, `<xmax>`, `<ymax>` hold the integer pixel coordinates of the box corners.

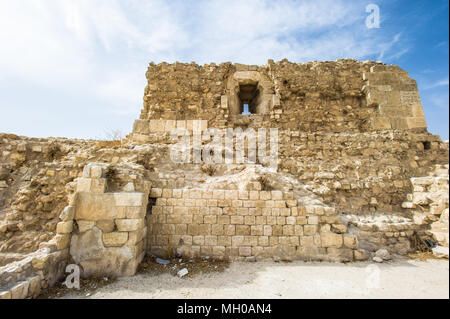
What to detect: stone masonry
<box><xmin>0</xmin><ymin>59</ymin><xmax>448</xmax><ymax>298</ymax></box>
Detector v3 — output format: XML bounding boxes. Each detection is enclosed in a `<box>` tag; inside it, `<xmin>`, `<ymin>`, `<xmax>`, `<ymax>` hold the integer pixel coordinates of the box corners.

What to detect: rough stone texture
<box><xmin>402</xmin><ymin>164</ymin><xmax>449</xmax><ymax>247</ymax></box>
<box><xmin>0</xmin><ymin>59</ymin><xmax>449</xmax><ymax>297</ymax></box>
<box><xmin>133</xmin><ymin>60</ymin><xmax>427</xmax><ymax>136</ymax></box>
<box><xmin>0</xmin><ymin>247</ymin><xmax>67</xmax><ymax>299</ymax></box>
<box><xmin>68</xmin><ymin>165</ymin><xmax>148</xmax><ymax>278</ymax></box>
<box><xmin>70</xmin><ymin>227</ymin><xmax>140</xmax><ymax>278</ymax></box>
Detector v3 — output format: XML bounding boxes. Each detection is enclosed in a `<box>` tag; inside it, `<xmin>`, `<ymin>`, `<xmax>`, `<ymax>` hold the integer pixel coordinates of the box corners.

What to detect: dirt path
<box><xmin>61</xmin><ymin>258</ymin><xmax>449</xmax><ymax>299</ymax></box>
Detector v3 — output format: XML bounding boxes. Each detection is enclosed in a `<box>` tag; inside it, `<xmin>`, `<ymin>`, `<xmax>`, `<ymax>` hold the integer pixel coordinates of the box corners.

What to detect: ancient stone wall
<box><xmin>68</xmin><ymin>163</ymin><xmax>149</xmax><ymax>278</ymax></box>
<box><xmin>0</xmin><ymin>58</ymin><xmax>448</xmax><ymax>298</ymax></box>
<box><xmin>147</xmin><ymin>187</ymin><xmax>361</xmax><ymax>262</ymax></box>
<box><xmin>134</xmin><ymin>59</ymin><xmax>428</xmax><ymax>135</ymax></box>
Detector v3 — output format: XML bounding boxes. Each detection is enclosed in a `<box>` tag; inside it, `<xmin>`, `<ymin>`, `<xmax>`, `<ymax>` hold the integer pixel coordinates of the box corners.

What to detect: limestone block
<box><xmin>126</xmin><ymin>206</ymin><xmax>145</xmax><ymax>219</ymax></box>
<box><xmin>59</xmin><ymin>206</ymin><xmax>75</xmax><ymax>221</ymax></box>
<box><xmin>0</xmin><ymin>290</ymin><xmax>11</xmax><ymax>299</ymax></box>
<box><xmin>303</xmin><ymin>225</ymin><xmax>316</xmax><ymax>236</ymax></box>
<box><xmin>308</xmin><ymin>216</ymin><xmax>319</xmax><ymax>225</ymax></box>
<box><xmin>271</xmin><ymin>191</ymin><xmax>283</xmax><ymax>200</ymax></box>
<box><xmin>28</xmin><ymin>276</ymin><xmax>41</xmax><ymax>298</ymax></box>
<box><xmin>320</xmin><ymin>233</ymin><xmax>343</xmax><ymax>248</ymax></box>
<box><xmin>271</xmin><ymin>95</ymin><xmax>281</xmax><ymax>107</ymax></box>
<box><xmin>406</xmin><ymin>117</ymin><xmax>427</xmax><ymax>129</ymax></box>
<box><xmin>75</xmin><ymin>193</ymin><xmax>125</xmax><ymax>221</ymax></box>
<box><xmin>128</xmin><ymin>228</ymin><xmax>146</xmax><ymax>245</ymax></box>
<box><xmin>90</xmin><ymin>178</ymin><xmax>107</xmax><ymax>194</ymax></box>
<box><xmin>76</xmin><ymin>178</ymin><xmax>92</xmax><ymax>192</ymax></box>
<box><xmin>201</xmin><ymin>120</ymin><xmax>208</xmax><ymax>131</ymax></box>
<box><xmin>77</xmin><ymin>220</ymin><xmax>95</xmax><ymax>233</ymax></box>
<box><xmin>186</xmin><ymin>120</ymin><xmax>194</xmax><ymax>131</ymax></box>
<box><xmin>354</xmin><ymin>249</ymin><xmax>370</xmax><ymax>261</ymax></box>
<box><xmin>401</xmin><ymin>201</ymin><xmax>415</xmax><ymax>209</ymax></box>
<box><xmin>31</xmin><ymin>145</ymin><xmax>42</xmax><ymax>152</ymax></box>
<box><xmin>225</xmin><ymin>190</ymin><xmax>238</xmax><ymax>200</ymax></box>
<box><xmin>115</xmin><ymin>219</ymin><xmax>144</xmax><ymax>232</ymax></box>
<box><xmin>239</xmin><ymin>247</ymin><xmax>252</xmax><ymax>257</ymax></box>
<box><xmin>150</xmin><ymin>188</ymin><xmax>163</xmax><ymax>198</ymax></box>
<box><xmin>165</xmin><ymin>120</ymin><xmax>177</xmax><ymax>132</ymax></box>
<box><xmin>192</xmin><ymin>120</ymin><xmax>203</xmax><ymax>132</ymax></box>
<box><xmin>390</xmin><ymin>118</ymin><xmax>409</xmax><ymax>130</ymax></box>
<box><xmin>327</xmin><ymin>248</ymin><xmax>353</xmax><ymax>262</ymax></box>
<box><xmin>412</xmin><ymin>192</ymin><xmax>429</xmax><ymax>205</ymax></box>
<box><xmin>114</xmin><ymin>193</ymin><xmax>146</xmax><ymax>207</ymax></box>
<box><xmin>221</xmin><ymin>96</ymin><xmax>228</xmax><ymax>109</ymax></box>
<box><xmin>259</xmin><ymin>191</ymin><xmax>271</xmax><ymax>200</ymax></box>
<box><xmin>150</xmin><ymin>120</ymin><xmax>165</xmax><ymax>132</ymax></box>
<box><xmin>90</xmin><ymin>165</ymin><xmax>104</xmax><ymax>179</ymax></box>
<box><xmin>70</xmin><ymin>227</ymin><xmax>139</xmax><ymax>277</ymax></box>
<box><xmin>10</xmin><ymin>281</ymin><xmax>29</xmax><ymax>299</ymax></box>
<box><xmin>54</xmin><ymin>234</ymin><xmax>71</xmax><ymax>250</ymax></box>
<box><xmin>371</xmin><ymin>117</ymin><xmax>392</xmax><ymax>130</ymax></box>
<box><xmin>56</xmin><ymin>221</ymin><xmax>73</xmax><ymax>234</ymax></box>
<box><xmin>331</xmin><ymin>224</ymin><xmax>347</xmax><ymax>234</ymax></box>
<box><xmin>343</xmin><ymin>235</ymin><xmax>359</xmax><ymax>249</ymax></box>
<box><xmin>177</xmin><ymin>120</ymin><xmax>186</xmax><ymax>129</ymax></box>
<box><xmin>233</xmin><ymin>71</ymin><xmax>260</xmax><ymax>83</ymax></box>
<box><xmin>103</xmin><ymin>232</ymin><xmax>129</xmax><ymax>247</ymax></box>
<box><xmin>96</xmin><ymin>220</ymin><xmax>115</xmax><ymax>233</ymax></box>
<box><xmin>132</xmin><ymin>120</ymin><xmax>150</xmax><ymax>134</ymax></box>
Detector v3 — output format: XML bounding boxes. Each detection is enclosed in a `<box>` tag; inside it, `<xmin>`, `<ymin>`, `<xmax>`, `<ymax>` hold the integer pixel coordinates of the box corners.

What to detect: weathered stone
<box><xmin>373</xmin><ymin>256</ymin><xmax>384</xmax><ymax>263</ymax></box>
<box><xmin>375</xmin><ymin>248</ymin><xmax>391</xmax><ymax>261</ymax></box>
<box><xmin>70</xmin><ymin>227</ymin><xmax>139</xmax><ymax>277</ymax></box>
<box><xmin>114</xmin><ymin>193</ymin><xmax>146</xmax><ymax>207</ymax></box>
<box><xmin>59</xmin><ymin>206</ymin><xmax>75</xmax><ymax>221</ymax></box>
<box><xmin>0</xmin><ymin>59</ymin><xmax>448</xmax><ymax>272</ymax></box>
<box><xmin>77</xmin><ymin>220</ymin><xmax>95</xmax><ymax>233</ymax></box>
<box><xmin>10</xmin><ymin>281</ymin><xmax>29</xmax><ymax>299</ymax></box>
<box><xmin>103</xmin><ymin>232</ymin><xmax>129</xmax><ymax>247</ymax></box>
<box><xmin>56</xmin><ymin>221</ymin><xmax>73</xmax><ymax>234</ymax></box>
<box><xmin>0</xmin><ymin>290</ymin><xmax>12</xmax><ymax>299</ymax></box>
<box><xmin>96</xmin><ymin>220</ymin><xmax>115</xmax><ymax>233</ymax></box>
<box><xmin>320</xmin><ymin>233</ymin><xmax>343</xmax><ymax>248</ymax></box>
<box><xmin>354</xmin><ymin>249</ymin><xmax>370</xmax><ymax>261</ymax></box>
<box><xmin>54</xmin><ymin>234</ymin><xmax>71</xmax><ymax>250</ymax></box>
<box><xmin>115</xmin><ymin>219</ymin><xmax>144</xmax><ymax>232</ymax></box>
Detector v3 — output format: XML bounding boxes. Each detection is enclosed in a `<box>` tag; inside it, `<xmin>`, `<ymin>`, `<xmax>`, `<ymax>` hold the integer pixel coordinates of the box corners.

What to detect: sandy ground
<box><xmin>62</xmin><ymin>258</ymin><xmax>449</xmax><ymax>299</ymax></box>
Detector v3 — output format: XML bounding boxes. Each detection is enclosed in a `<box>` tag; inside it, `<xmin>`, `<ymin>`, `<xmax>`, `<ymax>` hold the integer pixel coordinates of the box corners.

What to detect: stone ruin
<box><xmin>0</xmin><ymin>59</ymin><xmax>448</xmax><ymax>298</ymax></box>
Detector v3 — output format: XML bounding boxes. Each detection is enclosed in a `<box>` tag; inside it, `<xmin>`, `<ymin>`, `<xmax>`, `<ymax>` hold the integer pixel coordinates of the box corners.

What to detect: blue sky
<box><xmin>0</xmin><ymin>0</ymin><xmax>448</xmax><ymax>140</ymax></box>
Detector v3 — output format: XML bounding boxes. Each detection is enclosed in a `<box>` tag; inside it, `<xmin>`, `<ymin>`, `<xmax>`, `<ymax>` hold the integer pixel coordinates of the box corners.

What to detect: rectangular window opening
<box><xmin>238</xmin><ymin>83</ymin><xmax>259</xmax><ymax>114</ymax></box>
<box><xmin>242</xmin><ymin>104</ymin><xmax>250</xmax><ymax>115</ymax></box>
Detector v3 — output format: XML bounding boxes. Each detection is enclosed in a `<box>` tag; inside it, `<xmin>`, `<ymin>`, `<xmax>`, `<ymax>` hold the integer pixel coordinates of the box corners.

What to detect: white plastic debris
<box><xmin>178</xmin><ymin>268</ymin><xmax>189</xmax><ymax>278</ymax></box>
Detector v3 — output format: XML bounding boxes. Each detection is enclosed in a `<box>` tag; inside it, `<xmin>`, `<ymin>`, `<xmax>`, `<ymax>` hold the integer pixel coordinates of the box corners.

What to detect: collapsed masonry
<box><xmin>0</xmin><ymin>59</ymin><xmax>448</xmax><ymax>299</ymax></box>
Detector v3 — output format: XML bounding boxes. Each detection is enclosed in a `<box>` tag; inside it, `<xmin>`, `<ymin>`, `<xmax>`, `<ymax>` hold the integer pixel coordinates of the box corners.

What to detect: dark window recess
<box><xmin>238</xmin><ymin>83</ymin><xmax>259</xmax><ymax>114</ymax></box>
<box><xmin>147</xmin><ymin>197</ymin><xmax>157</xmax><ymax>215</ymax></box>
<box><xmin>423</xmin><ymin>141</ymin><xmax>431</xmax><ymax>150</ymax></box>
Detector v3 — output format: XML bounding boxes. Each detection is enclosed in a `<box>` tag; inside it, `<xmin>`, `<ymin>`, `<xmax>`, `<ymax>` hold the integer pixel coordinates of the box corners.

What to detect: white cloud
<box><xmin>430</xmin><ymin>93</ymin><xmax>449</xmax><ymax>109</ymax></box>
<box><xmin>424</xmin><ymin>78</ymin><xmax>450</xmax><ymax>90</ymax></box>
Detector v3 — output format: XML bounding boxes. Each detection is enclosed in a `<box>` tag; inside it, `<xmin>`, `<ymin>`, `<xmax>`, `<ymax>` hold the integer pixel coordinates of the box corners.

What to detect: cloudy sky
<box><xmin>0</xmin><ymin>0</ymin><xmax>448</xmax><ymax>140</ymax></box>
